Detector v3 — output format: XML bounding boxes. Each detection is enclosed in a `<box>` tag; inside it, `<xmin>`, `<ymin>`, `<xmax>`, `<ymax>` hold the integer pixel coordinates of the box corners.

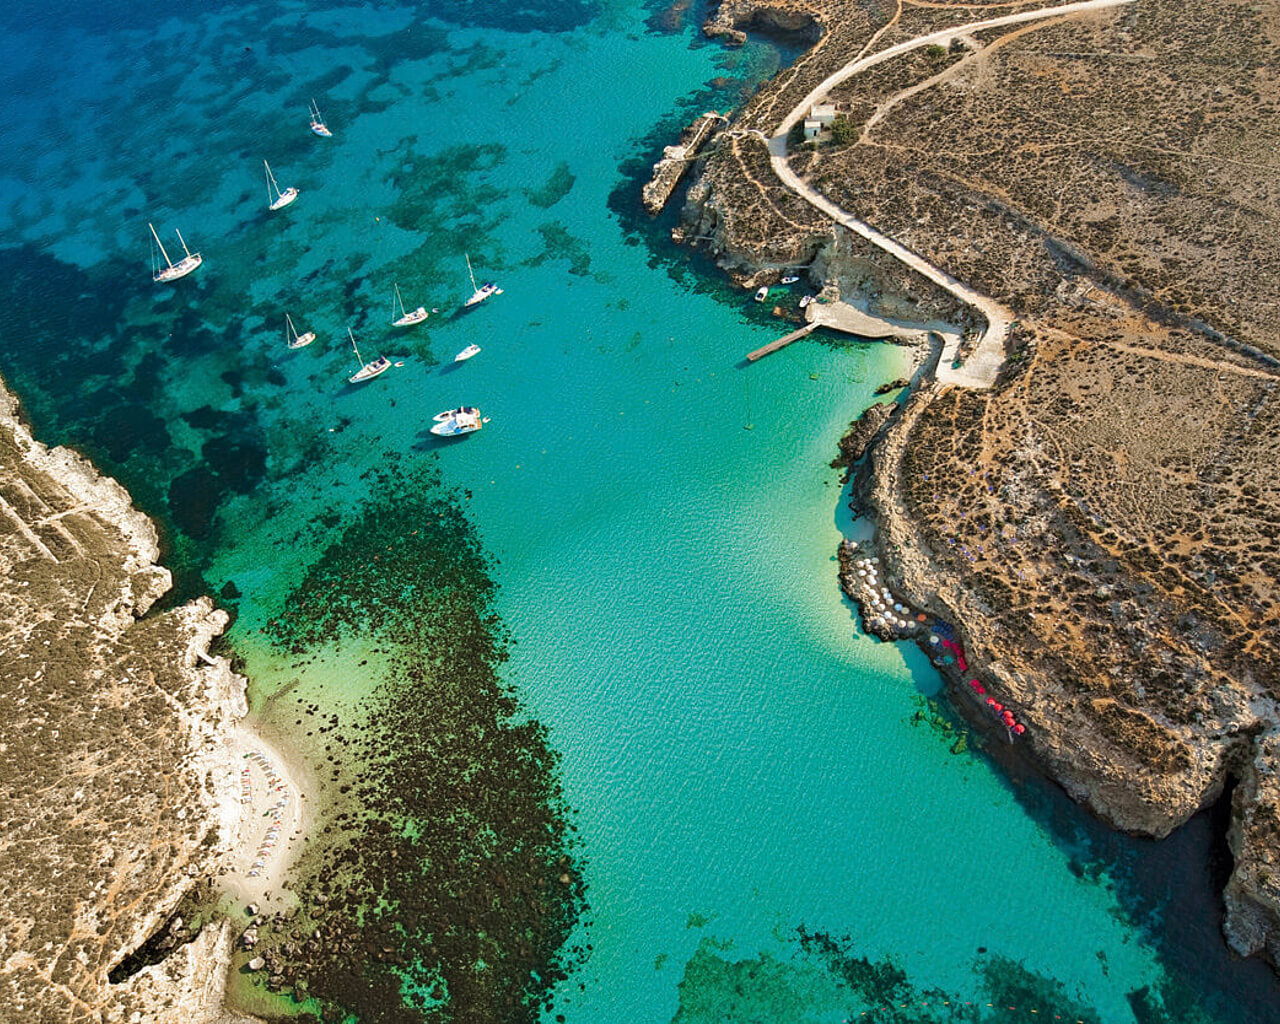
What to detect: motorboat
<box><xmin>430</xmin><ymin>407</ymin><xmax>487</xmax><ymax>437</ymax></box>
<box><xmin>454</xmin><ymin>343</ymin><xmax>481</xmax><ymax>362</ymax></box>
<box><xmin>754</xmin><ymin>286</ymin><xmax>769</xmax><ymax>302</ymax></box>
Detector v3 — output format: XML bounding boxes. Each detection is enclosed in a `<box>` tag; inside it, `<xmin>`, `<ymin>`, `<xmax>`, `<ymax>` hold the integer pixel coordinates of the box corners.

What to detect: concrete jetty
<box><xmin>747</xmin><ymin>322</ymin><xmax>818</xmax><ymax>361</ymax></box>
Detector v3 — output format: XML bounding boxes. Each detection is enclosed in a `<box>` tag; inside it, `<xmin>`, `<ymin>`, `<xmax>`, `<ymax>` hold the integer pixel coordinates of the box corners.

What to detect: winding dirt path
<box><xmin>761</xmin><ymin>0</ymin><xmax>1137</xmax><ymax>388</ymax></box>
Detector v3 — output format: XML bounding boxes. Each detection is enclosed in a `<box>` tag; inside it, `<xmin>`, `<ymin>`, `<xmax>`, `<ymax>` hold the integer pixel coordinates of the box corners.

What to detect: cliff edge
<box><xmin>687</xmin><ymin>0</ymin><xmax>1280</xmax><ymax>969</ymax></box>
<box><xmin>0</xmin><ymin>378</ymin><xmax>251</xmax><ymax>1023</ymax></box>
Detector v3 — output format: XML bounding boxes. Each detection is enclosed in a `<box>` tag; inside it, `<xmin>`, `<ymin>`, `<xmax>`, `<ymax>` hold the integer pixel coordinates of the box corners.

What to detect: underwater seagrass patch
<box><xmin>262</xmin><ymin>460</ymin><xmax>588</xmax><ymax>1022</ymax></box>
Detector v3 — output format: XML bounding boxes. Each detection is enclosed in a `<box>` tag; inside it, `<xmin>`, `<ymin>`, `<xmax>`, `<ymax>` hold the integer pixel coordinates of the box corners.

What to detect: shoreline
<box><xmin>221</xmin><ymin>723</ymin><xmax>314</xmax><ymax>911</ymax></box>
<box><xmin>679</xmin><ymin>0</ymin><xmax>1280</xmax><ymax>983</ymax></box>
<box><xmin>0</xmin><ymin>372</ymin><xmax>290</xmax><ymax>1023</ymax></box>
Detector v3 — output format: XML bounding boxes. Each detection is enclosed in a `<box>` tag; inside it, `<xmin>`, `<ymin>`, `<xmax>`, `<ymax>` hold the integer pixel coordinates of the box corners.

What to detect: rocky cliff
<box><xmin>688</xmin><ymin>0</ymin><xmax>1280</xmax><ymax>972</ymax></box>
<box><xmin>0</xmin><ymin>379</ymin><xmax>251</xmax><ymax>1023</ymax></box>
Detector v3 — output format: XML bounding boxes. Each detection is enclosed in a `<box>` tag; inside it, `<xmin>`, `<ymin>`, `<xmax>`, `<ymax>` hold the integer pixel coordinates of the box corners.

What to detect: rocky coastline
<box><xmin>0</xmin><ymin>376</ymin><xmax>261</xmax><ymax>1023</ymax></box>
<box><xmin>846</xmin><ymin>382</ymin><xmax>1280</xmax><ymax>962</ymax></box>
<box><xmin>680</xmin><ymin>0</ymin><xmax>1280</xmax><ymax>974</ymax></box>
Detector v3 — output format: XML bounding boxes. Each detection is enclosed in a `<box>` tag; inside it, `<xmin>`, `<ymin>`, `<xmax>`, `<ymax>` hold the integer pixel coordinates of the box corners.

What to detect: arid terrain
<box><xmin>0</xmin><ymin>380</ymin><xmax>250</xmax><ymax>1023</ymax></box>
<box><xmin>683</xmin><ymin>0</ymin><xmax>1280</xmax><ymax>968</ymax></box>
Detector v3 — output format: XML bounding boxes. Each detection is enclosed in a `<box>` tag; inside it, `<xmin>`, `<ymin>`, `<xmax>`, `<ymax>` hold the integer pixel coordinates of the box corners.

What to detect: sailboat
<box><xmin>148</xmin><ymin>222</ymin><xmax>202</xmax><ymax>283</ymax></box>
<box><xmin>265</xmin><ymin>160</ymin><xmax>299</xmax><ymax>211</ymax></box>
<box><xmin>347</xmin><ymin>328</ymin><xmax>390</xmax><ymax>383</ymax></box>
<box><xmin>454</xmin><ymin>343</ymin><xmax>481</xmax><ymax>363</ymax></box>
<box><xmin>391</xmin><ymin>283</ymin><xmax>429</xmax><ymax>328</ymax></box>
<box><xmin>285</xmin><ymin>313</ymin><xmax>315</xmax><ymax>350</ymax></box>
<box><xmin>308</xmin><ymin>98</ymin><xmax>332</xmax><ymax>138</ymax></box>
<box><xmin>462</xmin><ymin>253</ymin><xmax>502</xmax><ymax>308</ymax></box>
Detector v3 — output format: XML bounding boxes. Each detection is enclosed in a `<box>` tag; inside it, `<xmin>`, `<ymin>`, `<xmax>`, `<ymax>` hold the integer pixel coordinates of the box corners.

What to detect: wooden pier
<box><xmin>746</xmin><ymin>321</ymin><xmax>818</xmax><ymax>362</ymax></box>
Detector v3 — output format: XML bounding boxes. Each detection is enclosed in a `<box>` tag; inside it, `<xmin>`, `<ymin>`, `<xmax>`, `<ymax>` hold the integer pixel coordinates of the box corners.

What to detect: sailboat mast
<box><xmin>149</xmin><ymin>222</ymin><xmax>174</xmax><ymax>268</ymax></box>
<box><xmin>466</xmin><ymin>253</ymin><xmax>478</xmax><ymax>292</ymax></box>
<box><xmin>348</xmin><ymin>327</ymin><xmax>363</xmax><ymax>366</ymax></box>
<box><xmin>393</xmin><ymin>283</ymin><xmax>403</xmax><ymax>319</ymax></box>
<box><xmin>175</xmin><ymin>228</ymin><xmax>192</xmax><ymax>258</ymax></box>
<box><xmin>265</xmin><ymin>160</ymin><xmax>275</xmax><ymax>201</ymax></box>
<box><xmin>286</xmin><ymin>313</ymin><xmax>295</xmax><ymax>342</ymax></box>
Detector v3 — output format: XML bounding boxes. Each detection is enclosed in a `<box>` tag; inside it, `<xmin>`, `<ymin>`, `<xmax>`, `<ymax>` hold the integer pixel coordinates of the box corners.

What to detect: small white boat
<box><xmin>780</xmin><ymin>275</ymin><xmax>800</xmax><ymax>285</ymax></box>
<box><xmin>265</xmin><ymin>160</ymin><xmax>299</xmax><ymax>211</ymax></box>
<box><xmin>754</xmin><ymin>286</ymin><xmax>769</xmax><ymax>302</ymax></box>
<box><xmin>430</xmin><ymin>407</ymin><xmax>487</xmax><ymax>437</ymax></box>
<box><xmin>454</xmin><ymin>343</ymin><xmax>482</xmax><ymax>363</ymax></box>
<box><xmin>285</xmin><ymin>313</ymin><xmax>315</xmax><ymax>350</ymax></box>
<box><xmin>347</xmin><ymin>328</ymin><xmax>391</xmax><ymax>383</ymax></box>
<box><xmin>391</xmin><ymin>283</ymin><xmax>429</xmax><ymax>328</ymax></box>
<box><xmin>463</xmin><ymin>253</ymin><xmax>502</xmax><ymax>308</ymax></box>
<box><xmin>149</xmin><ymin>222</ymin><xmax>202</xmax><ymax>283</ymax></box>
<box><xmin>309</xmin><ymin>98</ymin><xmax>332</xmax><ymax>138</ymax></box>
<box><xmin>799</xmin><ymin>294</ymin><xmax>814</xmax><ymax>308</ymax></box>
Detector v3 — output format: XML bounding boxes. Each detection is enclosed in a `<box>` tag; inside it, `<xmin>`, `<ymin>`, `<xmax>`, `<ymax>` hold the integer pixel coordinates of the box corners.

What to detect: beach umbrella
<box><xmin>1014</xmin><ymin>724</ymin><xmax>1026</xmax><ymax>735</ymax></box>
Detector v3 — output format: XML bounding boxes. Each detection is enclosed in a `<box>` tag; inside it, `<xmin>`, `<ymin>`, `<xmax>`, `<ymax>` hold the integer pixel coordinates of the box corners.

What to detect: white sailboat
<box><xmin>430</xmin><ymin>406</ymin><xmax>487</xmax><ymax>437</ymax></box>
<box><xmin>285</xmin><ymin>313</ymin><xmax>315</xmax><ymax>350</ymax></box>
<box><xmin>463</xmin><ymin>253</ymin><xmax>502</xmax><ymax>308</ymax></box>
<box><xmin>265</xmin><ymin>160</ymin><xmax>299</xmax><ymax>211</ymax></box>
<box><xmin>149</xmin><ymin>222</ymin><xmax>202</xmax><ymax>283</ymax></box>
<box><xmin>309</xmin><ymin>98</ymin><xmax>332</xmax><ymax>138</ymax></box>
<box><xmin>454</xmin><ymin>343</ymin><xmax>481</xmax><ymax>363</ymax></box>
<box><xmin>391</xmin><ymin>283</ymin><xmax>429</xmax><ymax>328</ymax></box>
<box><xmin>347</xmin><ymin>328</ymin><xmax>390</xmax><ymax>383</ymax></box>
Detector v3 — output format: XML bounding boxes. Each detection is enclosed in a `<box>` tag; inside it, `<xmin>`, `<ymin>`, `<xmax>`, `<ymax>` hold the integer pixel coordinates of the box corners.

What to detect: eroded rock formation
<box><xmin>0</xmin><ymin>379</ymin><xmax>248</xmax><ymax>1023</ymax></box>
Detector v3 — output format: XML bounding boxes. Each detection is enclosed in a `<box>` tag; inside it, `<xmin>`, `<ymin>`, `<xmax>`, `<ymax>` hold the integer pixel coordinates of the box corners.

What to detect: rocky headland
<box><xmin>0</xmin><ymin>377</ymin><xmax>259</xmax><ymax>1023</ymax></box>
<box><xmin>681</xmin><ymin>0</ymin><xmax>1280</xmax><ymax>970</ymax></box>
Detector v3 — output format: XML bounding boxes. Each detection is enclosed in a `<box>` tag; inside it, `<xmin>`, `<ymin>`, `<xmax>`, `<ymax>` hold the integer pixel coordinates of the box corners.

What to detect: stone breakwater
<box><xmin>641</xmin><ymin>111</ymin><xmax>725</xmax><ymax>216</ymax></box>
<box><xmin>0</xmin><ymin>376</ymin><xmax>256</xmax><ymax>1024</ymax></box>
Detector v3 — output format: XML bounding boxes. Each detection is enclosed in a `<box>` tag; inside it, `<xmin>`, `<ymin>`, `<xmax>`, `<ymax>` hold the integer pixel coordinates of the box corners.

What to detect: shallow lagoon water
<box><xmin>0</xmin><ymin>0</ymin><xmax>1276</xmax><ymax>1021</ymax></box>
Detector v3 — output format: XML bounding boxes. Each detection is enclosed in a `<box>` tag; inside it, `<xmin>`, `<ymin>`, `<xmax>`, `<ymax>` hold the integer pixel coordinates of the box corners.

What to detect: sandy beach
<box><xmin>222</xmin><ymin>724</ymin><xmax>313</xmax><ymax>907</ymax></box>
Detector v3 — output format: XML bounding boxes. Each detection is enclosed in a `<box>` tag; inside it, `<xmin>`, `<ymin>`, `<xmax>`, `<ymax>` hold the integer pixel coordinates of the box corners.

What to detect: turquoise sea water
<box><xmin>2</xmin><ymin>1</ymin><xmax>1277</xmax><ymax>1021</ymax></box>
